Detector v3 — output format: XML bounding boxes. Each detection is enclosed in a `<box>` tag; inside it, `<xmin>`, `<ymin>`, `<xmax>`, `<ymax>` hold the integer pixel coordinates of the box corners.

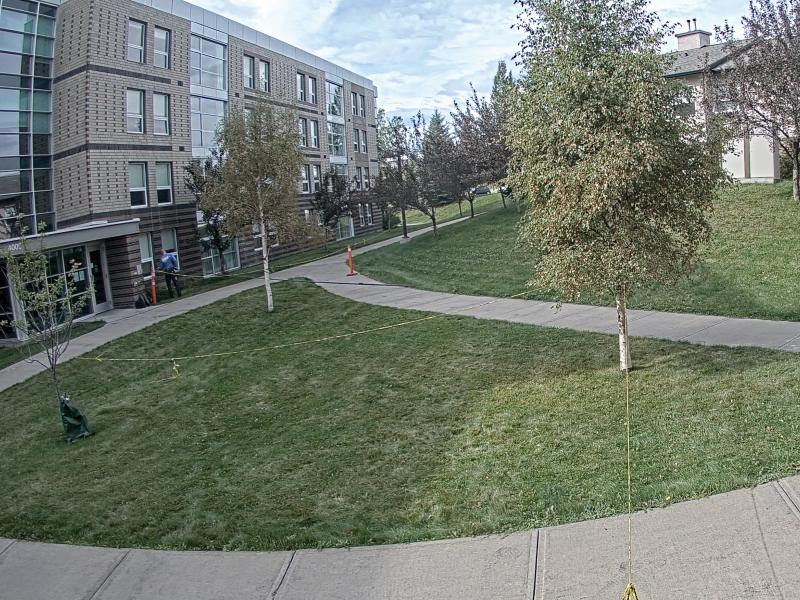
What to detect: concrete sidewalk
<box><xmin>2</xmin><ymin>474</ymin><xmax>800</xmax><ymax>599</ymax></box>
<box><xmin>278</xmin><ymin>250</ymin><xmax>800</xmax><ymax>354</ymax></box>
<box><xmin>4</xmin><ymin>212</ymin><xmax>800</xmax><ymax>393</ymax></box>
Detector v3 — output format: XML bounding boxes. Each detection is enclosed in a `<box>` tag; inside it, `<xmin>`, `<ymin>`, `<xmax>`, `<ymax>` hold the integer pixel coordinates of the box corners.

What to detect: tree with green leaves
<box><xmin>310</xmin><ymin>169</ymin><xmax>353</xmax><ymax>244</ymax></box>
<box><xmin>409</xmin><ymin>110</ymin><xmax>457</xmax><ymax>235</ymax></box>
<box><xmin>184</xmin><ymin>150</ymin><xmax>235</xmax><ymax>273</ymax></box>
<box><xmin>212</xmin><ymin>99</ymin><xmax>315</xmax><ymax>312</ymax></box>
<box><xmin>2</xmin><ymin>222</ymin><xmax>90</xmax><ymax>433</ymax></box>
<box><xmin>716</xmin><ymin>0</ymin><xmax>800</xmax><ymax>201</ymax></box>
<box><xmin>376</xmin><ymin>109</ymin><xmax>416</xmax><ymax>237</ymax></box>
<box><xmin>509</xmin><ymin>0</ymin><xmax>728</xmax><ymax>370</ymax></box>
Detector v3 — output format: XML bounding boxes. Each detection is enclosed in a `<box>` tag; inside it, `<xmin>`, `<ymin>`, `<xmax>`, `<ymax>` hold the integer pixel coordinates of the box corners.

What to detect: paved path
<box><xmin>3</xmin><ymin>474</ymin><xmax>800</xmax><ymax>599</ymax></box>
<box><xmin>4</xmin><ymin>213</ymin><xmax>800</xmax><ymax>394</ymax></box>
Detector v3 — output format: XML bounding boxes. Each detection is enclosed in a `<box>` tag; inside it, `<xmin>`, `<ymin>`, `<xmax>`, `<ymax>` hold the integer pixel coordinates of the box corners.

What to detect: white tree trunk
<box><xmin>260</xmin><ymin>215</ymin><xmax>274</xmax><ymax>313</ymax></box>
<box><xmin>615</xmin><ymin>286</ymin><xmax>631</xmax><ymax>372</ymax></box>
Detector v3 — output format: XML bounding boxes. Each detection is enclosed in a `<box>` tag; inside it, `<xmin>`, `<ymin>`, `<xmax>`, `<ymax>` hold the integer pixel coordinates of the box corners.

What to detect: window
<box><xmin>326</xmin><ymin>81</ymin><xmax>342</xmax><ymax>116</ymax></box>
<box><xmin>296</xmin><ymin>73</ymin><xmax>305</xmax><ymax>101</ymax></box>
<box><xmin>191</xmin><ymin>35</ymin><xmax>226</xmax><ymax>90</ymax></box>
<box><xmin>155</xmin><ymin>162</ymin><xmax>172</xmax><ymax>204</ymax></box>
<box><xmin>358</xmin><ymin>203</ymin><xmax>365</xmax><ymax>226</ymax></box>
<box><xmin>309</xmin><ymin>76</ymin><xmax>317</xmax><ymax>103</ymax></box>
<box><xmin>127</xmin><ymin>20</ymin><xmax>145</xmax><ymax>63</ymax></box>
<box><xmin>139</xmin><ymin>233</ymin><xmax>153</xmax><ymax>279</ymax></box>
<box><xmin>154</xmin><ymin>27</ymin><xmax>170</xmax><ymax>68</ymax></box>
<box><xmin>201</xmin><ymin>237</ymin><xmax>239</xmax><ymax>276</ymax></box>
<box><xmin>191</xmin><ymin>95</ymin><xmax>226</xmax><ymax>156</ymax></box>
<box><xmin>312</xmin><ymin>164</ymin><xmax>321</xmax><ymax>192</ymax></box>
<box><xmin>129</xmin><ymin>162</ymin><xmax>147</xmax><ymax>207</ymax></box>
<box><xmin>153</xmin><ymin>93</ymin><xmax>169</xmax><ymax>135</ymax></box>
<box><xmin>353</xmin><ymin>128</ymin><xmax>360</xmax><ymax>152</ymax></box>
<box><xmin>335</xmin><ymin>215</ymin><xmax>353</xmax><ymax>240</ymax></box>
<box><xmin>298</xmin><ymin>118</ymin><xmax>308</xmax><ymax>146</ymax></box>
<box><xmin>243</xmin><ymin>55</ymin><xmax>254</xmax><ymax>88</ymax></box>
<box><xmin>359</xmin><ymin>94</ymin><xmax>366</xmax><ymax>117</ymax></box>
<box><xmin>361</xmin><ymin>129</ymin><xmax>367</xmax><ymax>154</ymax></box>
<box><xmin>126</xmin><ymin>89</ymin><xmax>144</xmax><ymax>133</ymax></box>
<box><xmin>363</xmin><ymin>166</ymin><xmax>370</xmax><ymax>190</ymax></box>
<box><xmin>328</xmin><ymin>122</ymin><xmax>345</xmax><ymax>156</ymax></box>
<box><xmin>259</xmin><ymin>60</ymin><xmax>269</xmax><ymax>92</ymax></box>
<box><xmin>365</xmin><ymin>202</ymin><xmax>373</xmax><ymax>225</ymax></box>
<box><xmin>310</xmin><ymin>120</ymin><xmax>319</xmax><ymax>147</ymax></box>
<box><xmin>304</xmin><ymin>209</ymin><xmax>312</xmax><ymax>224</ymax></box>
<box><xmin>351</xmin><ymin>91</ymin><xmax>358</xmax><ymax>115</ymax></box>
<box><xmin>301</xmin><ymin>164</ymin><xmax>310</xmax><ymax>193</ymax></box>
<box><xmin>355</xmin><ymin>166</ymin><xmax>363</xmax><ymax>190</ymax></box>
<box><xmin>160</xmin><ymin>228</ymin><xmax>179</xmax><ymax>268</ymax></box>
<box><xmin>332</xmin><ymin>163</ymin><xmax>346</xmax><ymax>177</ymax></box>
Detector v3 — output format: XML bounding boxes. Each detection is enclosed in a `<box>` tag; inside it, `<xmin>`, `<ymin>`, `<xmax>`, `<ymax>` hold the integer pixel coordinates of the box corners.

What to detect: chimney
<box><xmin>676</xmin><ymin>19</ymin><xmax>712</xmax><ymax>50</ymax></box>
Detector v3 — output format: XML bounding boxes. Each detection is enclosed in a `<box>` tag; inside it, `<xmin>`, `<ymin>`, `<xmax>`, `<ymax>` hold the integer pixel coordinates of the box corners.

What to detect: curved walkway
<box><xmin>4</xmin><ymin>220</ymin><xmax>800</xmax><ymax>597</ymax></box>
<box><xmin>3</xmin><ymin>475</ymin><xmax>800</xmax><ymax>599</ymax></box>
<box><xmin>3</xmin><ymin>215</ymin><xmax>800</xmax><ymax>393</ymax></box>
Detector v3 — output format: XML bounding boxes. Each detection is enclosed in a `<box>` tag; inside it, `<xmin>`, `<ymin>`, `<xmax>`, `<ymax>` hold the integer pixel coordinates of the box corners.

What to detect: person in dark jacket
<box><xmin>159</xmin><ymin>248</ymin><xmax>181</xmax><ymax>298</ymax></box>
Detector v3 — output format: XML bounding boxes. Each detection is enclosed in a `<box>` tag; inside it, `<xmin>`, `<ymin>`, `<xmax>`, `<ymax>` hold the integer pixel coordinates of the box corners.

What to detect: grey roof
<box><xmin>664</xmin><ymin>41</ymin><xmax>749</xmax><ymax>77</ymax></box>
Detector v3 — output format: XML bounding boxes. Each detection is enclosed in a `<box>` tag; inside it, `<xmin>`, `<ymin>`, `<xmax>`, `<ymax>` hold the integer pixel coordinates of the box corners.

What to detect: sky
<box><xmin>194</xmin><ymin>0</ymin><xmax>751</xmax><ymax>120</ymax></box>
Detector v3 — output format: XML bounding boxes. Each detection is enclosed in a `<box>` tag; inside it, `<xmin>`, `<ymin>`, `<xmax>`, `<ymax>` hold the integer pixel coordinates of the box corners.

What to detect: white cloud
<box><xmin>191</xmin><ymin>0</ymin><xmax>752</xmax><ymax>119</ymax></box>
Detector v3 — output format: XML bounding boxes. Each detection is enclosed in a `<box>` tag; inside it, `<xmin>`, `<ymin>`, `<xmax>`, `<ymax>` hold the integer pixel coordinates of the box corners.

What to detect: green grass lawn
<box><xmin>2</xmin><ymin>280</ymin><xmax>800</xmax><ymax>551</ymax></box>
<box><xmin>358</xmin><ymin>182</ymin><xmax>800</xmax><ymax>321</ymax></box>
<box><xmin>405</xmin><ymin>192</ymin><xmax>506</xmax><ymax>225</ymax></box>
<box><xmin>0</xmin><ymin>321</ymin><xmax>105</xmax><ymax>371</ymax></box>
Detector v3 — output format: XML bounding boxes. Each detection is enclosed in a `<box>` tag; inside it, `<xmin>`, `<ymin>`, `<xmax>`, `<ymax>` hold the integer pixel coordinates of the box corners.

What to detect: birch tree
<box><xmin>2</xmin><ymin>223</ymin><xmax>90</xmax><ymax>429</ymax></box>
<box><xmin>213</xmin><ymin>99</ymin><xmax>313</xmax><ymax>312</ymax></box>
<box><xmin>377</xmin><ymin>109</ymin><xmax>415</xmax><ymax>237</ymax></box>
<box><xmin>508</xmin><ymin>0</ymin><xmax>728</xmax><ymax>370</ymax></box>
<box><xmin>716</xmin><ymin>0</ymin><xmax>800</xmax><ymax>200</ymax></box>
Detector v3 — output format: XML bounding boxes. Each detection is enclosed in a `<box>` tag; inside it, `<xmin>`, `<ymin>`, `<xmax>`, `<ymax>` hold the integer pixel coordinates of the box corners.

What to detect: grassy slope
<box><xmin>2</xmin><ymin>280</ymin><xmax>800</xmax><ymax>551</ymax></box>
<box><xmin>358</xmin><ymin>182</ymin><xmax>800</xmax><ymax>321</ymax></box>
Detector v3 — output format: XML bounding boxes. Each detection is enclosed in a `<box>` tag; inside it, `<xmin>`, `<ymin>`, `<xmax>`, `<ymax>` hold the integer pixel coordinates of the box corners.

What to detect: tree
<box><xmin>2</xmin><ymin>221</ymin><xmax>90</xmax><ymax>432</ymax></box>
<box><xmin>212</xmin><ymin>99</ymin><xmax>314</xmax><ymax>312</ymax></box>
<box><xmin>509</xmin><ymin>0</ymin><xmax>728</xmax><ymax>371</ymax></box>
<box><xmin>184</xmin><ymin>150</ymin><xmax>235</xmax><ymax>273</ymax></box>
<box><xmin>376</xmin><ymin>109</ymin><xmax>415</xmax><ymax>236</ymax></box>
<box><xmin>310</xmin><ymin>169</ymin><xmax>352</xmax><ymax>244</ymax></box>
<box><xmin>452</xmin><ymin>62</ymin><xmax>515</xmax><ymax>212</ymax></box>
<box><xmin>716</xmin><ymin>0</ymin><xmax>800</xmax><ymax>201</ymax></box>
<box><xmin>410</xmin><ymin>111</ymin><xmax>456</xmax><ymax>235</ymax></box>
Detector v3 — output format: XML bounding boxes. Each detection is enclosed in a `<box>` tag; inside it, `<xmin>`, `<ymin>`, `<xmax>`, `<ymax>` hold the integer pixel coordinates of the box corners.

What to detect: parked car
<box><xmin>471</xmin><ymin>186</ymin><xmax>491</xmax><ymax>196</ymax></box>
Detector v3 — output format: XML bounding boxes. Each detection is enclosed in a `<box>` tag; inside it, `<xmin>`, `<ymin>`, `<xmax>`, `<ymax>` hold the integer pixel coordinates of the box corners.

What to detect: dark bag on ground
<box><xmin>60</xmin><ymin>394</ymin><xmax>92</xmax><ymax>443</ymax></box>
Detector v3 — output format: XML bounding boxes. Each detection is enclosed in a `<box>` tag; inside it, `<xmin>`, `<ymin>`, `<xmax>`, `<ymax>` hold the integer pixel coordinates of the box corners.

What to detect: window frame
<box><xmin>298</xmin><ymin>117</ymin><xmax>308</xmax><ymax>147</ymax></box>
<box><xmin>301</xmin><ymin>164</ymin><xmax>310</xmax><ymax>193</ymax></box>
<box><xmin>127</xmin><ymin>19</ymin><xmax>145</xmax><ymax>64</ymax></box>
<box><xmin>126</xmin><ymin>88</ymin><xmax>144</xmax><ymax>134</ymax></box>
<box><xmin>259</xmin><ymin>60</ymin><xmax>269</xmax><ymax>92</ymax></box>
<box><xmin>312</xmin><ymin>164</ymin><xmax>321</xmax><ymax>192</ymax></box>
<box><xmin>128</xmin><ymin>162</ymin><xmax>148</xmax><ymax>208</ymax></box>
<box><xmin>243</xmin><ymin>54</ymin><xmax>255</xmax><ymax>88</ymax></box>
<box><xmin>296</xmin><ymin>72</ymin><xmax>305</xmax><ymax>102</ymax></box>
<box><xmin>160</xmin><ymin>227</ymin><xmax>179</xmax><ymax>268</ymax></box>
<box><xmin>310</xmin><ymin>120</ymin><xmax>319</xmax><ymax>148</ymax></box>
<box><xmin>328</xmin><ymin>122</ymin><xmax>345</xmax><ymax>157</ymax></box>
<box><xmin>154</xmin><ymin>27</ymin><xmax>170</xmax><ymax>69</ymax></box>
<box><xmin>359</xmin><ymin>94</ymin><xmax>366</xmax><ymax>117</ymax></box>
<box><xmin>308</xmin><ymin>76</ymin><xmax>317</xmax><ymax>104</ymax></box>
<box><xmin>153</xmin><ymin>92</ymin><xmax>170</xmax><ymax>135</ymax></box>
<box><xmin>360</xmin><ymin>129</ymin><xmax>367</xmax><ymax>154</ymax></box>
<box><xmin>155</xmin><ymin>162</ymin><xmax>173</xmax><ymax>205</ymax></box>
<box><xmin>353</xmin><ymin>128</ymin><xmax>360</xmax><ymax>152</ymax></box>
<box><xmin>139</xmin><ymin>232</ymin><xmax>154</xmax><ymax>280</ymax></box>
<box><xmin>351</xmin><ymin>91</ymin><xmax>358</xmax><ymax>116</ymax></box>
<box><xmin>191</xmin><ymin>35</ymin><xmax>227</xmax><ymax>91</ymax></box>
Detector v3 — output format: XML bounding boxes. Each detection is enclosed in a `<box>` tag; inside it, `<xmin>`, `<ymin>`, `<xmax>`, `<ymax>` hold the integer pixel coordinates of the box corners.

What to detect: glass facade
<box><xmin>0</xmin><ymin>0</ymin><xmax>55</xmax><ymax>240</ymax></box>
<box><xmin>326</xmin><ymin>81</ymin><xmax>342</xmax><ymax>116</ymax></box>
<box><xmin>190</xmin><ymin>35</ymin><xmax>226</xmax><ymax>90</ymax></box>
<box><xmin>191</xmin><ymin>95</ymin><xmax>225</xmax><ymax>157</ymax></box>
<box><xmin>327</xmin><ymin>122</ymin><xmax>345</xmax><ymax>156</ymax></box>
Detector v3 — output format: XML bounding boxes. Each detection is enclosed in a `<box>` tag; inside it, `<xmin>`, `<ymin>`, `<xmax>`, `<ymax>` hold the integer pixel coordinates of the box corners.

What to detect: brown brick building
<box><xmin>0</xmin><ymin>0</ymin><xmax>380</xmax><ymax>337</ymax></box>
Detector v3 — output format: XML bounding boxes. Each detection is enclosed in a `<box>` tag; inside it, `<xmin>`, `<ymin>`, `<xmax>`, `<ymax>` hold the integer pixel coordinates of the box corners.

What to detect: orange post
<box><xmin>346</xmin><ymin>244</ymin><xmax>357</xmax><ymax>276</ymax></box>
<box><xmin>150</xmin><ymin>271</ymin><xmax>157</xmax><ymax>305</ymax></box>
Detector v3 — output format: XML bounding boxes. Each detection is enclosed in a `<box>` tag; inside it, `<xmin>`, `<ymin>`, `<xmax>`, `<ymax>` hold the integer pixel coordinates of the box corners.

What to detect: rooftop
<box><xmin>665</xmin><ymin>40</ymin><xmax>749</xmax><ymax>78</ymax></box>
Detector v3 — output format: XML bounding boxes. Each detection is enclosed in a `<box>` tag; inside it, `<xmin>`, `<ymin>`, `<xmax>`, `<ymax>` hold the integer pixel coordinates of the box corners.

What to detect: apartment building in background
<box><xmin>0</xmin><ymin>0</ymin><xmax>381</xmax><ymax>338</ymax></box>
<box><xmin>666</xmin><ymin>24</ymin><xmax>781</xmax><ymax>183</ymax></box>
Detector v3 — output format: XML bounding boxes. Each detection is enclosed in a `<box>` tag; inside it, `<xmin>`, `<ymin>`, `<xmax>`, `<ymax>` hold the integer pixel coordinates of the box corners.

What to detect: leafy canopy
<box><xmin>508</xmin><ymin>0</ymin><xmax>728</xmax><ymax>299</ymax></box>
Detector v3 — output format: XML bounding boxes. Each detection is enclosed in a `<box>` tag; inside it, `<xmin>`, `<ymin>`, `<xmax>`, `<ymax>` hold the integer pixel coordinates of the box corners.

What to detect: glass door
<box><xmin>88</xmin><ymin>246</ymin><xmax>112</xmax><ymax>313</ymax></box>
